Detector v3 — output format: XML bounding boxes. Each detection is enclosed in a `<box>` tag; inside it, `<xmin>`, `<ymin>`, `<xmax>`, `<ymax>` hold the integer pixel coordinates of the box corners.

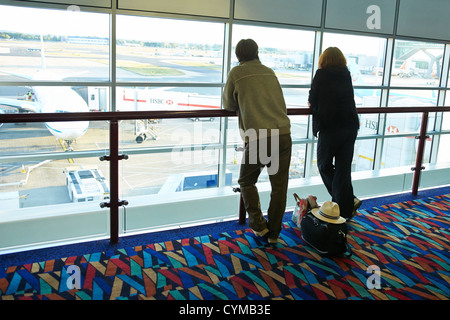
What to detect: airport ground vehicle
<box><xmin>64</xmin><ymin>166</ymin><xmax>110</xmax><ymax>203</ymax></box>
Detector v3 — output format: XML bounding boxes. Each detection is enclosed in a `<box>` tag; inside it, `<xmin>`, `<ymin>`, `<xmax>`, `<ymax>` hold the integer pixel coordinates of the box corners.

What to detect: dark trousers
<box><xmin>238</xmin><ymin>134</ymin><xmax>292</xmax><ymax>239</ymax></box>
<box><xmin>317</xmin><ymin>128</ymin><xmax>357</xmax><ymax>219</ymax></box>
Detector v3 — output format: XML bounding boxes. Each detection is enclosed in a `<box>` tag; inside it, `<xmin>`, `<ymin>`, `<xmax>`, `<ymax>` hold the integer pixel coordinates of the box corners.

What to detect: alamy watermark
<box><xmin>66</xmin><ymin>265</ymin><xmax>81</xmax><ymax>290</ymax></box>
<box><xmin>366</xmin><ymin>265</ymin><xmax>382</xmax><ymax>289</ymax></box>
<box><xmin>366</xmin><ymin>5</ymin><xmax>381</xmax><ymax>30</ymax></box>
<box><xmin>67</xmin><ymin>5</ymin><xmax>81</xmax><ymax>12</ymax></box>
<box><xmin>171</xmin><ymin>125</ymin><xmax>281</xmax><ymax>175</ymax></box>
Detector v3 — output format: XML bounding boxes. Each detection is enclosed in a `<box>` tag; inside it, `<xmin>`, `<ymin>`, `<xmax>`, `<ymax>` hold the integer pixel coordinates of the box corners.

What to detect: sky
<box><xmin>0</xmin><ymin>5</ymin><xmax>109</xmax><ymax>37</ymax></box>
<box><xmin>0</xmin><ymin>4</ymin><xmax>386</xmax><ymax>55</ymax></box>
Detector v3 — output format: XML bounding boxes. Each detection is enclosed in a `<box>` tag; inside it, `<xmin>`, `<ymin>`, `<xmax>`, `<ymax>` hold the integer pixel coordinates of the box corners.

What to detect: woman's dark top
<box><xmin>308</xmin><ymin>67</ymin><xmax>360</xmax><ymax>137</ymax></box>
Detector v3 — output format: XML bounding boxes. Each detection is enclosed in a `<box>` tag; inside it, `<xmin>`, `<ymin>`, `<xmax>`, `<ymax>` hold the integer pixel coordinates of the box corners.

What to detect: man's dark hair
<box><xmin>235</xmin><ymin>39</ymin><xmax>259</xmax><ymax>62</ymax></box>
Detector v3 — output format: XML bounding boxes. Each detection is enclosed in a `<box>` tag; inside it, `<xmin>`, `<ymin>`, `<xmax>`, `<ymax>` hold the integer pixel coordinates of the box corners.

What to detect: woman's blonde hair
<box><xmin>318</xmin><ymin>47</ymin><xmax>347</xmax><ymax>69</ymax></box>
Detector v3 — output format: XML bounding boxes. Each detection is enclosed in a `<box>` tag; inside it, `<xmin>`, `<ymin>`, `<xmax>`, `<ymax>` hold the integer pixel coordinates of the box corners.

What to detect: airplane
<box><xmin>0</xmin><ymin>36</ymin><xmax>89</xmax><ymax>151</ymax></box>
<box><xmin>117</xmin><ymin>87</ymin><xmax>221</xmax><ymax>143</ymax></box>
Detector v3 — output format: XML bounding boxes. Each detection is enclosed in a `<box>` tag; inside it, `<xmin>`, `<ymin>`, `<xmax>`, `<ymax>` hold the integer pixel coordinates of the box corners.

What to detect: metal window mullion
<box><xmin>373</xmin><ymin>37</ymin><xmax>395</xmax><ymax>170</ymax></box>
<box><xmin>217</xmin><ymin>2</ymin><xmax>235</xmax><ymax>188</ymax></box>
<box><xmin>430</xmin><ymin>44</ymin><xmax>450</xmax><ymax>163</ymax></box>
<box><xmin>303</xmin><ymin>30</ymin><xmax>323</xmax><ymax>178</ymax></box>
<box><xmin>110</xmin><ymin>5</ymin><xmax>117</xmax><ymax>112</ymax></box>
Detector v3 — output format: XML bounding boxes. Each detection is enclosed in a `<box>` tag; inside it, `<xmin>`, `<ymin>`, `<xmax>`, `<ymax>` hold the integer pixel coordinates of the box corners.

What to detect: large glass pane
<box><xmin>0</xmin><ymin>156</ymin><xmax>109</xmax><ymax>209</ymax></box>
<box><xmin>231</xmin><ymin>25</ymin><xmax>315</xmax><ymax>85</ymax></box>
<box><xmin>354</xmin><ymin>139</ymin><xmax>377</xmax><ymax>171</ymax></box>
<box><xmin>443</xmin><ymin>92</ymin><xmax>450</xmax><ymax>130</ymax></box>
<box><xmin>437</xmin><ymin>134</ymin><xmax>450</xmax><ymax>164</ymax></box>
<box><xmin>0</xmin><ymin>5</ymin><xmax>109</xmax><ymax>82</ymax></box>
<box><xmin>310</xmin><ymin>138</ymin><xmax>377</xmax><ymax>176</ymax></box>
<box><xmin>355</xmin><ymin>89</ymin><xmax>382</xmax><ymax>137</ymax></box>
<box><xmin>390</xmin><ymin>40</ymin><xmax>444</xmax><ymax>87</ymax></box>
<box><xmin>387</xmin><ymin>89</ymin><xmax>437</xmax><ymax>135</ymax></box>
<box><xmin>225</xmin><ymin>144</ymin><xmax>307</xmax><ymax>185</ymax></box>
<box><xmin>119</xmin><ymin>117</ymin><xmax>222</xmax><ymax>148</ymax></box>
<box><xmin>0</xmin><ymin>86</ymin><xmax>110</xmax><ymax>153</ymax></box>
<box><xmin>381</xmin><ymin>136</ymin><xmax>432</xmax><ymax>169</ymax></box>
<box><xmin>120</xmin><ymin>151</ymin><xmax>222</xmax><ymax>197</ymax></box>
<box><xmin>0</xmin><ymin>84</ymin><xmax>110</xmax><ymax>115</ymax></box>
<box><xmin>116</xmin><ymin>86</ymin><xmax>222</xmax><ymax>147</ymax></box>
<box><xmin>322</xmin><ymin>33</ymin><xmax>386</xmax><ymax>86</ymax></box>
<box><xmin>284</xmin><ymin>88</ymin><xmax>309</xmax><ymax>108</ymax></box>
<box><xmin>116</xmin><ymin>86</ymin><xmax>221</xmax><ymax>112</ymax></box>
<box><xmin>290</xmin><ymin>116</ymin><xmax>309</xmax><ymax>140</ymax></box>
<box><xmin>116</xmin><ymin>15</ymin><xmax>224</xmax><ymax>83</ymax></box>
<box><xmin>284</xmin><ymin>88</ymin><xmax>309</xmax><ymax>140</ymax></box>
<box><xmin>290</xmin><ymin>144</ymin><xmax>307</xmax><ymax>179</ymax></box>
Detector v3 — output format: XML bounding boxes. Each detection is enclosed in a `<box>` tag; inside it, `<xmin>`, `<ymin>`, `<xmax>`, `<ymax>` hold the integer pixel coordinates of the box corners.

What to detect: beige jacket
<box><xmin>223</xmin><ymin>59</ymin><xmax>290</xmax><ymax>141</ymax></box>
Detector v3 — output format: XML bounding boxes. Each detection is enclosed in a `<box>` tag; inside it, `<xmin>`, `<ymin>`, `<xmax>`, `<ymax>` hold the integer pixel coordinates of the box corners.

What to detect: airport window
<box><xmin>386</xmin><ymin>89</ymin><xmax>437</xmax><ymax>135</ymax></box>
<box><xmin>119</xmin><ymin>117</ymin><xmax>221</xmax><ymax>147</ymax></box>
<box><xmin>231</xmin><ymin>25</ymin><xmax>315</xmax><ymax>85</ymax></box>
<box><xmin>283</xmin><ymin>88</ymin><xmax>310</xmax><ymax>109</ymax></box>
<box><xmin>0</xmin><ymin>5</ymin><xmax>110</xmax><ymax>83</ymax></box>
<box><xmin>443</xmin><ymin>93</ymin><xmax>450</xmax><ymax>130</ymax></box>
<box><xmin>380</xmin><ymin>136</ymin><xmax>432</xmax><ymax>169</ymax></box>
<box><xmin>225</xmin><ymin>143</ymin><xmax>308</xmax><ymax>184</ymax></box>
<box><xmin>0</xmin><ymin>156</ymin><xmax>109</xmax><ymax>209</ymax></box>
<box><xmin>354</xmin><ymin>139</ymin><xmax>377</xmax><ymax>171</ymax></box>
<box><xmin>116</xmin><ymin>15</ymin><xmax>224</xmax><ymax>83</ymax></box>
<box><xmin>355</xmin><ymin>89</ymin><xmax>382</xmax><ymax>137</ymax></box>
<box><xmin>0</xmin><ymin>86</ymin><xmax>110</xmax><ymax>155</ymax></box>
<box><xmin>437</xmin><ymin>134</ymin><xmax>450</xmax><ymax>164</ymax></box>
<box><xmin>290</xmin><ymin>144</ymin><xmax>308</xmax><ymax>178</ymax></box>
<box><xmin>309</xmin><ymin>138</ymin><xmax>378</xmax><ymax>177</ymax></box>
<box><xmin>122</xmin><ymin>151</ymin><xmax>223</xmax><ymax>196</ymax></box>
<box><xmin>390</xmin><ymin>40</ymin><xmax>444</xmax><ymax>88</ymax></box>
<box><xmin>116</xmin><ymin>86</ymin><xmax>221</xmax><ymax>112</ymax></box>
<box><xmin>289</xmin><ymin>115</ymin><xmax>309</xmax><ymax>140</ymax></box>
<box><xmin>322</xmin><ymin>33</ymin><xmax>386</xmax><ymax>86</ymax></box>
<box><xmin>117</xmin><ymin>86</ymin><xmax>222</xmax><ymax>148</ymax></box>
<box><xmin>0</xmin><ymin>1</ymin><xmax>449</xmax><ymax>236</ymax></box>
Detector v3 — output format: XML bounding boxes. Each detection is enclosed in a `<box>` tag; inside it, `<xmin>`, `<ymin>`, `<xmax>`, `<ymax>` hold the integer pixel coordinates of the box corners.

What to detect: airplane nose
<box><xmin>46</xmin><ymin>121</ymin><xmax>89</xmax><ymax>140</ymax></box>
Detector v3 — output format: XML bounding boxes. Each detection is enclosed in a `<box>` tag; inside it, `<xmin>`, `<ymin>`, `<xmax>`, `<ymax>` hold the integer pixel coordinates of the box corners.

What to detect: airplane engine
<box><xmin>136</xmin><ymin>133</ymin><xmax>147</xmax><ymax>143</ymax></box>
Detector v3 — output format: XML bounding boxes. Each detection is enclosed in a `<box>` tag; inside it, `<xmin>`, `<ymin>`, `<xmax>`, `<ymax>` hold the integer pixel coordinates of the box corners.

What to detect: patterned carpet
<box><xmin>0</xmin><ymin>194</ymin><xmax>449</xmax><ymax>301</ymax></box>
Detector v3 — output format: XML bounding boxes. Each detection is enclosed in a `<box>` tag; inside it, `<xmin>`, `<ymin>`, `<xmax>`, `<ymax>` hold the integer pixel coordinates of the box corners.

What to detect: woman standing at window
<box><xmin>308</xmin><ymin>47</ymin><xmax>361</xmax><ymax>220</ymax></box>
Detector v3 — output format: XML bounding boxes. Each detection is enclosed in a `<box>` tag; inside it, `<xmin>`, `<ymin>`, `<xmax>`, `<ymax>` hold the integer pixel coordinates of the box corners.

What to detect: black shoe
<box><xmin>347</xmin><ymin>197</ymin><xmax>362</xmax><ymax>221</ymax></box>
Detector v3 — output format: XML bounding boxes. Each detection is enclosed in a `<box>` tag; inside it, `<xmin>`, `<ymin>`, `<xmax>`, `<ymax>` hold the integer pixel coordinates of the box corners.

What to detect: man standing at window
<box><xmin>223</xmin><ymin>39</ymin><xmax>292</xmax><ymax>244</ymax></box>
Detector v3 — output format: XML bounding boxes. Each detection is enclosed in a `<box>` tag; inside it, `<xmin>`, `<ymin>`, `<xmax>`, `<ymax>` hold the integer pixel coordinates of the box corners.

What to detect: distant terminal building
<box><xmin>65</xmin><ymin>36</ymin><xmax>109</xmax><ymax>45</ymax></box>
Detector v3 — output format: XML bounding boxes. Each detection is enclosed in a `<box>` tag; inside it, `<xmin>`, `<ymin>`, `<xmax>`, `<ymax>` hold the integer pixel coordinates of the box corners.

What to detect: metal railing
<box><xmin>2</xmin><ymin>106</ymin><xmax>450</xmax><ymax>244</ymax></box>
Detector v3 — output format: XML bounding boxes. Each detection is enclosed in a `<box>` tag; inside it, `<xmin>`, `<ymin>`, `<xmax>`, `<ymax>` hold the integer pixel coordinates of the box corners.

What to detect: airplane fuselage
<box><xmin>33</xmin><ymin>86</ymin><xmax>89</xmax><ymax>141</ymax></box>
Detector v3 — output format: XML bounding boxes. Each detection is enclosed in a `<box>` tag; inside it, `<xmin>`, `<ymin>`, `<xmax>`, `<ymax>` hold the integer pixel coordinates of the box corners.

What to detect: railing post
<box><xmin>411</xmin><ymin>112</ymin><xmax>429</xmax><ymax>196</ymax></box>
<box><xmin>109</xmin><ymin>119</ymin><xmax>120</xmax><ymax>244</ymax></box>
<box><xmin>99</xmin><ymin>119</ymin><xmax>128</xmax><ymax>245</ymax></box>
<box><xmin>239</xmin><ymin>194</ymin><xmax>246</xmax><ymax>224</ymax></box>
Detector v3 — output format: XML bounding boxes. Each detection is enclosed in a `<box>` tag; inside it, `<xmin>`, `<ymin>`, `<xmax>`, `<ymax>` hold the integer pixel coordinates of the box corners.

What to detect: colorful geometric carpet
<box><xmin>0</xmin><ymin>194</ymin><xmax>449</xmax><ymax>301</ymax></box>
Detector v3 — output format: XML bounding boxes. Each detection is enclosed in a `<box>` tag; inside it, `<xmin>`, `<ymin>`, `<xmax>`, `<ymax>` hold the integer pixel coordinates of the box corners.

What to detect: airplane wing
<box><xmin>0</xmin><ymin>97</ymin><xmax>39</xmax><ymax>113</ymax></box>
